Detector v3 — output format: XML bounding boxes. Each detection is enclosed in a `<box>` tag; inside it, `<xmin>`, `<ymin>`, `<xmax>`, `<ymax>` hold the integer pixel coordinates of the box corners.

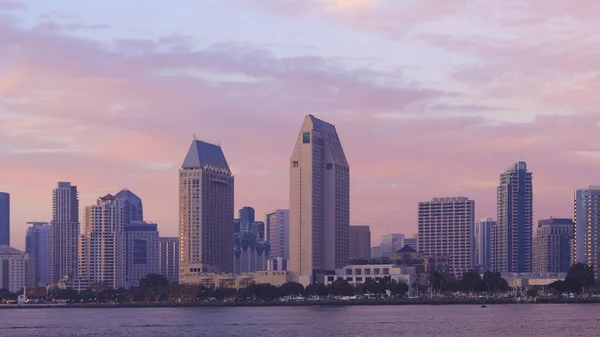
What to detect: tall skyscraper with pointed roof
<box><xmin>289</xmin><ymin>114</ymin><xmax>350</xmax><ymax>285</ymax></box>
<box><xmin>179</xmin><ymin>140</ymin><xmax>234</xmax><ymax>283</ymax></box>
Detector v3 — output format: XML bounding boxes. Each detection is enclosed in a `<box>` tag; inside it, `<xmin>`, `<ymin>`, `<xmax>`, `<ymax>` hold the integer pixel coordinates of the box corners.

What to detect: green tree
<box><xmin>429</xmin><ymin>271</ymin><xmax>447</xmax><ymax>294</ymax></box>
<box><xmin>460</xmin><ymin>271</ymin><xmax>483</xmax><ymax>293</ymax></box>
<box><xmin>564</xmin><ymin>263</ymin><xmax>595</xmax><ymax>293</ymax></box>
<box><xmin>329</xmin><ymin>280</ymin><xmax>355</xmax><ymax>296</ymax></box>
<box><xmin>482</xmin><ymin>271</ymin><xmax>509</xmax><ymax>293</ymax></box>
<box><xmin>526</xmin><ymin>288</ymin><xmax>538</xmax><ymax>298</ymax></box>
<box><xmin>279</xmin><ymin>282</ymin><xmax>305</xmax><ymax>296</ymax></box>
<box><xmin>387</xmin><ymin>280</ymin><xmax>409</xmax><ymax>298</ymax></box>
<box><xmin>548</xmin><ymin>280</ymin><xmax>566</xmax><ymax>294</ymax></box>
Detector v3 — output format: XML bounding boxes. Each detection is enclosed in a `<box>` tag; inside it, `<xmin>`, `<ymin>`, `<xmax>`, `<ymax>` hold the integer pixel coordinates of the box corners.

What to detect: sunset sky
<box><xmin>2</xmin><ymin>0</ymin><xmax>600</xmax><ymax>250</ymax></box>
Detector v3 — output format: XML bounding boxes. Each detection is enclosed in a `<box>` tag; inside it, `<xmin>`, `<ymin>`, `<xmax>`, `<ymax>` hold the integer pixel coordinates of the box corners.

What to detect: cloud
<box><xmin>0</xmin><ymin>0</ymin><xmax>26</xmax><ymax>11</ymax></box>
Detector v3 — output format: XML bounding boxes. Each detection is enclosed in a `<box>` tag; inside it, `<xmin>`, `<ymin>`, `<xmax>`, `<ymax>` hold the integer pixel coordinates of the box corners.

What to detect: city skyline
<box><xmin>3</xmin><ymin>1</ymin><xmax>600</xmax><ymax>251</ymax></box>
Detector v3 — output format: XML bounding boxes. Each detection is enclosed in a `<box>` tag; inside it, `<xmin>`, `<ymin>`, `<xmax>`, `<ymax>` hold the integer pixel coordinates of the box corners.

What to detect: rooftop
<box><xmin>182</xmin><ymin>139</ymin><xmax>231</xmax><ymax>175</ymax></box>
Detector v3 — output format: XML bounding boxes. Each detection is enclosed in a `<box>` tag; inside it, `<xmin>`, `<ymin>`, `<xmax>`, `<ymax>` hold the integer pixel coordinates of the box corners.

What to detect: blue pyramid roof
<box><xmin>182</xmin><ymin>140</ymin><xmax>231</xmax><ymax>175</ymax></box>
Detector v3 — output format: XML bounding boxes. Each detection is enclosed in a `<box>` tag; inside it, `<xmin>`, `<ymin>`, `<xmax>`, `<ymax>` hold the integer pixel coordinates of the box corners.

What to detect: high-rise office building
<box><xmin>349</xmin><ymin>225</ymin><xmax>371</xmax><ymax>260</ymax></box>
<box><xmin>25</xmin><ymin>222</ymin><xmax>52</xmax><ymax>287</ymax></box>
<box><xmin>124</xmin><ymin>221</ymin><xmax>159</xmax><ymax>288</ymax></box>
<box><xmin>80</xmin><ymin>194</ymin><xmax>126</xmax><ymax>289</ymax></box>
<box><xmin>574</xmin><ymin>186</ymin><xmax>600</xmax><ymax>278</ymax></box>
<box><xmin>159</xmin><ymin>237</ymin><xmax>179</xmax><ymax>283</ymax></box>
<box><xmin>51</xmin><ymin>182</ymin><xmax>80</xmax><ymax>284</ymax></box>
<box><xmin>239</xmin><ymin>207</ymin><xmax>255</xmax><ymax>233</ymax></box>
<box><xmin>290</xmin><ymin>114</ymin><xmax>350</xmax><ymax>286</ymax></box>
<box><xmin>179</xmin><ymin>140</ymin><xmax>234</xmax><ymax>283</ymax></box>
<box><xmin>418</xmin><ymin>197</ymin><xmax>475</xmax><ymax>279</ymax></box>
<box><xmin>115</xmin><ymin>189</ymin><xmax>144</xmax><ymax>224</ymax></box>
<box><xmin>475</xmin><ymin>218</ymin><xmax>495</xmax><ymax>270</ymax></box>
<box><xmin>0</xmin><ymin>192</ymin><xmax>9</xmax><ymax>246</ymax></box>
<box><xmin>492</xmin><ymin>162</ymin><xmax>533</xmax><ymax>273</ymax></box>
<box><xmin>371</xmin><ymin>234</ymin><xmax>405</xmax><ymax>258</ymax></box>
<box><xmin>234</xmin><ymin>207</ymin><xmax>269</xmax><ymax>274</ymax></box>
<box><xmin>533</xmin><ymin>218</ymin><xmax>573</xmax><ymax>273</ymax></box>
<box><xmin>0</xmin><ymin>246</ymin><xmax>26</xmax><ymax>293</ymax></box>
<box><xmin>266</xmin><ymin>209</ymin><xmax>290</xmax><ymax>260</ymax></box>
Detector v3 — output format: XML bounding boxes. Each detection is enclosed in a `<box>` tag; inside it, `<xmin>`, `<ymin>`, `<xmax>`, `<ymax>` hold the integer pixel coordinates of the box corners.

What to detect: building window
<box><xmin>302</xmin><ymin>131</ymin><xmax>310</xmax><ymax>144</ymax></box>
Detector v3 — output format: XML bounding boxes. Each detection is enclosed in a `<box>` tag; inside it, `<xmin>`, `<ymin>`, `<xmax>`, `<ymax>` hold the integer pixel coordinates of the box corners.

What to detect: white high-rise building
<box><xmin>0</xmin><ymin>246</ymin><xmax>26</xmax><ymax>293</ymax></box>
<box><xmin>80</xmin><ymin>194</ymin><xmax>126</xmax><ymax>289</ymax></box>
<box><xmin>266</xmin><ymin>209</ymin><xmax>290</xmax><ymax>261</ymax></box>
<box><xmin>418</xmin><ymin>197</ymin><xmax>475</xmax><ymax>279</ymax></box>
<box><xmin>574</xmin><ymin>186</ymin><xmax>600</xmax><ymax>279</ymax></box>
<box><xmin>289</xmin><ymin>114</ymin><xmax>350</xmax><ymax>286</ymax></box>
<box><xmin>51</xmin><ymin>182</ymin><xmax>80</xmax><ymax>285</ymax></box>
<box><xmin>179</xmin><ymin>140</ymin><xmax>234</xmax><ymax>284</ymax></box>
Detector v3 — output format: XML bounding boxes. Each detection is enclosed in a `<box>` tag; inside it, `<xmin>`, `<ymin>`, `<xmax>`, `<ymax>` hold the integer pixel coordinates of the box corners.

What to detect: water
<box><xmin>0</xmin><ymin>304</ymin><xmax>597</xmax><ymax>336</ymax></box>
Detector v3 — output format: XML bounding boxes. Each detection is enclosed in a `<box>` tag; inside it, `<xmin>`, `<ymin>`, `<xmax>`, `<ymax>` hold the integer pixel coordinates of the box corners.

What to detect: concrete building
<box><xmin>159</xmin><ymin>237</ymin><xmax>179</xmax><ymax>283</ymax></box>
<box><xmin>239</xmin><ymin>207</ymin><xmax>255</xmax><ymax>233</ymax></box>
<box><xmin>25</xmin><ymin>222</ymin><xmax>52</xmax><ymax>287</ymax></box>
<box><xmin>475</xmin><ymin>218</ymin><xmax>495</xmax><ymax>271</ymax></box>
<box><xmin>255</xmin><ymin>270</ymin><xmax>294</xmax><ymax>287</ymax></box>
<box><xmin>371</xmin><ymin>234</ymin><xmax>405</xmax><ymax>258</ymax></box>
<box><xmin>125</xmin><ymin>221</ymin><xmax>159</xmax><ymax>288</ymax></box>
<box><xmin>80</xmin><ymin>194</ymin><xmax>126</xmax><ymax>289</ymax></box>
<box><xmin>0</xmin><ymin>245</ymin><xmax>26</xmax><ymax>293</ymax></box>
<box><xmin>349</xmin><ymin>225</ymin><xmax>371</xmax><ymax>260</ymax></box>
<box><xmin>324</xmin><ymin>264</ymin><xmax>427</xmax><ymax>295</ymax></box>
<box><xmin>492</xmin><ymin>162</ymin><xmax>533</xmax><ymax>273</ymax></box>
<box><xmin>115</xmin><ymin>189</ymin><xmax>144</xmax><ymax>224</ymax></box>
<box><xmin>418</xmin><ymin>197</ymin><xmax>475</xmax><ymax>279</ymax></box>
<box><xmin>290</xmin><ymin>114</ymin><xmax>350</xmax><ymax>286</ymax></box>
<box><xmin>574</xmin><ymin>186</ymin><xmax>600</xmax><ymax>278</ymax></box>
<box><xmin>404</xmin><ymin>235</ymin><xmax>418</xmax><ymax>252</ymax></box>
<box><xmin>266</xmin><ymin>209</ymin><xmax>290</xmax><ymax>261</ymax></box>
<box><xmin>0</xmin><ymin>192</ymin><xmax>9</xmax><ymax>246</ymax></box>
<box><xmin>533</xmin><ymin>218</ymin><xmax>573</xmax><ymax>273</ymax></box>
<box><xmin>179</xmin><ymin>140</ymin><xmax>234</xmax><ymax>282</ymax></box>
<box><xmin>51</xmin><ymin>182</ymin><xmax>80</xmax><ymax>285</ymax></box>
<box><xmin>234</xmin><ymin>208</ymin><xmax>269</xmax><ymax>274</ymax></box>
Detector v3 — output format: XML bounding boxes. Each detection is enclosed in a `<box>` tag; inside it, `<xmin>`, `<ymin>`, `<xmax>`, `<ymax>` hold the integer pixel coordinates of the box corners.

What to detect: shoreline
<box><xmin>1</xmin><ymin>297</ymin><xmax>599</xmax><ymax>309</ymax></box>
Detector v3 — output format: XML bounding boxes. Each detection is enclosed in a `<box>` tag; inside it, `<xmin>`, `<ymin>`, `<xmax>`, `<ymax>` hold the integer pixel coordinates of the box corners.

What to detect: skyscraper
<box><xmin>234</xmin><ymin>207</ymin><xmax>269</xmax><ymax>274</ymax></box>
<box><xmin>475</xmin><ymin>218</ymin><xmax>495</xmax><ymax>270</ymax></box>
<box><xmin>124</xmin><ymin>221</ymin><xmax>159</xmax><ymax>288</ymax></box>
<box><xmin>51</xmin><ymin>182</ymin><xmax>80</xmax><ymax>284</ymax></box>
<box><xmin>80</xmin><ymin>194</ymin><xmax>126</xmax><ymax>289</ymax></box>
<box><xmin>289</xmin><ymin>114</ymin><xmax>350</xmax><ymax>285</ymax></box>
<box><xmin>159</xmin><ymin>237</ymin><xmax>179</xmax><ymax>283</ymax></box>
<box><xmin>574</xmin><ymin>186</ymin><xmax>600</xmax><ymax>278</ymax></box>
<box><xmin>0</xmin><ymin>192</ymin><xmax>9</xmax><ymax>246</ymax></box>
<box><xmin>25</xmin><ymin>222</ymin><xmax>52</xmax><ymax>287</ymax></box>
<box><xmin>533</xmin><ymin>218</ymin><xmax>573</xmax><ymax>273</ymax></box>
<box><xmin>418</xmin><ymin>197</ymin><xmax>475</xmax><ymax>279</ymax></box>
<box><xmin>179</xmin><ymin>140</ymin><xmax>234</xmax><ymax>283</ymax></box>
<box><xmin>239</xmin><ymin>207</ymin><xmax>255</xmax><ymax>233</ymax></box>
<box><xmin>115</xmin><ymin>189</ymin><xmax>144</xmax><ymax>224</ymax></box>
<box><xmin>349</xmin><ymin>225</ymin><xmax>371</xmax><ymax>260</ymax></box>
<box><xmin>492</xmin><ymin>162</ymin><xmax>533</xmax><ymax>273</ymax></box>
<box><xmin>266</xmin><ymin>209</ymin><xmax>290</xmax><ymax>260</ymax></box>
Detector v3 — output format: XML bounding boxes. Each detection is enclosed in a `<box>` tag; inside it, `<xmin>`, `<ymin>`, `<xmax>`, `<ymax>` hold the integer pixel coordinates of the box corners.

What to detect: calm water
<box><xmin>0</xmin><ymin>304</ymin><xmax>597</xmax><ymax>336</ymax></box>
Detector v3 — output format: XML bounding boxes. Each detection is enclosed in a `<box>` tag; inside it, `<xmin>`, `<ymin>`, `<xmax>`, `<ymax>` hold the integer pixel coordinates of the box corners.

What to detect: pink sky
<box><xmin>2</xmin><ymin>0</ymin><xmax>600</xmax><ymax>249</ymax></box>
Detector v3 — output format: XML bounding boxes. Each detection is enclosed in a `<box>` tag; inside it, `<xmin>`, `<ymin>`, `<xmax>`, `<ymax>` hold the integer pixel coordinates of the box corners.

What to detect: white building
<box><xmin>574</xmin><ymin>186</ymin><xmax>600</xmax><ymax>279</ymax></box>
<box><xmin>159</xmin><ymin>237</ymin><xmax>179</xmax><ymax>283</ymax></box>
<box><xmin>179</xmin><ymin>140</ymin><xmax>234</xmax><ymax>283</ymax></box>
<box><xmin>51</xmin><ymin>182</ymin><xmax>80</xmax><ymax>285</ymax></box>
<box><xmin>80</xmin><ymin>194</ymin><xmax>126</xmax><ymax>289</ymax></box>
<box><xmin>324</xmin><ymin>264</ymin><xmax>427</xmax><ymax>291</ymax></box>
<box><xmin>0</xmin><ymin>246</ymin><xmax>26</xmax><ymax>293</ymax></box>
<box><xmin>418</xmin><ymin>197</ymin><xmax>475</xmax><ymax>279</ymax></box>
<box><xmin>289</xmin><ymin>114</ymin><xmax>350</xmax><ymax>286</ymax></box>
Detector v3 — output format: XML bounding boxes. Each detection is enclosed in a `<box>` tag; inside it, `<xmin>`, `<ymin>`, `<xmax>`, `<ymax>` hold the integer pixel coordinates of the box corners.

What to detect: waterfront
<box><xmin>0</xmin><ymin>304</ymin><xmax>598</xmax><ymax>336</ymax></box>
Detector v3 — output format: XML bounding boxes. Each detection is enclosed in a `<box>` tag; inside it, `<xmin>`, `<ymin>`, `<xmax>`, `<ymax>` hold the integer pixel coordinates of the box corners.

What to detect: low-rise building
<box><xmin>181</xmin><ymin>273</ymin><xmax>255</xmax><ymax>289</ymax></box>
<box><xmin>0</xmin><ymin>246</ymin><xmax>26</xmax><ymax>293</ymax></box>
<box><xmin>324</xmin><ymin>264</ymin><xmax>428</xmax><ymax>290</ymax></box>
<box><xmin>502</xmin><ymin>272</ymin><xmax>567</xmax><ymax>288</ymax></box>
<box><xmin>255</xmin><ymin>270</ymin><xmax>293</xmax><ymax>287</ymax></box>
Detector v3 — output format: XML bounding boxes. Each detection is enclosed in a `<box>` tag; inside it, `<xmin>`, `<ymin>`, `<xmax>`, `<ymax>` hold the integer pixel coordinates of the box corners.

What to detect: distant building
<box><xmin>267</xmin><ymin>257</ymin><xmax>288</xmax><ymax>271</ymax></box>
<box><xmin>159</xmin><ymin>237</ymin><xmax>179</xmax><ymax>283</ymax></box>
<box><xmin>51</xmin><ymin>182</ymin><xmax>80</xmax><ymax>284</ymax></box>
<box><xmin>404</xmin><ymin>235</ymin><xmax>418</xmax><ymax>252</ymax></box>
<box><xmin>371</xmin><ymin>234</ymin><xmax>405</xmax><ymax>258</ymax></box>
<box><xmin>289</xmin><ymin>114</ymin><xmax>350</xmax><ymax>285</ymax></box>
<box><xmin>125</xmin><ymin>221</ymin><xmax>159</xmax><ymax>288</ymax></box>
<box><xmin>475</xmin><ymin>218</ymin><xmax>495</xmax><ymax>270</ymax></box>
<box><xmin>179</xmin><ymin>140</ymin><xmax>234</xmax><ymax>283</ymax></box>
<box><xmin>266</xmin><ymin>209</ymin><xmax>290</xmax><ymax>261</ymax></box>
<box><xmin>115</xmin><ymin>189</ymin><xmax>144</xmax><ymax>224</ymax></box>
<box><xmin>574</xmin><ymin>186</ymin><xmax>600</xmax><ymax>279</ymax></box>
<box><xmin>492</xmin><ymin>162</ymin><xmax>533</xmax><ymax>273</ymax></box>
<box><xmin>533</xmin><ymin>218</ymin><xmax>573</xmax><ymax>273</ymax></box>
<box><xmin>0</xmin><ymin>192</ymin><xmax>9</xmax><ymax>246</ymax></box>
<box><xmin>349</xmin><ymin>225</ymin><xmax>371</xmax><ymax>260</ymax></box>
<box><xmin>0</xmin><ymin>245</ymin><xmax>26</xmax><ymax>293</ymax></box>
<box><xmin>234</xmin><ymin>207</ymin><xmax>269</xmax><ymax>274</ymax></box>
<box><xmin>419</xmin><ymin>197</ymin><xmax>475</xmax><ymax>279</ymax></box>
<box><xmin>324</xmin><ymin>264</ymin><xmax>427</xmax><ymax>296</ymax></box>
<box><xmin>80</xmin><ymin>194</ymin><xmax>126</xmax><ymax>289</ymax></box>
<box><xmin>25</xmin><ymin>222</ymin><xmax>52</xmax><ymax>287</ymax></box>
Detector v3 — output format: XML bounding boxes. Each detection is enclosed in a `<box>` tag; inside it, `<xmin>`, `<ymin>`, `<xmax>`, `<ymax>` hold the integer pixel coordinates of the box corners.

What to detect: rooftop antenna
<box><xmin>193</xmin><ymin>134</ymin><xmax>198</xmax><ymax>141</ymax></box>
